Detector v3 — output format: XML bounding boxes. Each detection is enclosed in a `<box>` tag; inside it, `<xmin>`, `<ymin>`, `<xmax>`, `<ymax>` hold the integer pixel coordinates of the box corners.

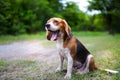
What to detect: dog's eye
<box><xmin>54</xmin><ymin>20</ymin><xmax>58</xmax><ymax>23</ymax></box>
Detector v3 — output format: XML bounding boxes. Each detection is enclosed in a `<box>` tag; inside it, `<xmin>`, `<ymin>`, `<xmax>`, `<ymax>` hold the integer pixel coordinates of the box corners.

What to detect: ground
<box><xmin>0</xmin><ymin>32</ymin><xmax>120</xmax><ymax>80</ymax></box>
<box><xmin>0</xmin><ymin>40</ymin><xmax>60</xmax><ymax>80</ymax></box>
<box><xmin>0</xmin><ymin>40</ymin><xmax>57</xmax><ymax>61</ymax></box>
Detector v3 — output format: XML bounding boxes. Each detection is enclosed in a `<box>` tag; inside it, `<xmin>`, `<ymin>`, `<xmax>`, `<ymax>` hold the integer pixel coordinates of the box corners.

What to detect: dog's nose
<box><xmin>45</xmin><ymin>24</ymin><xmax>50</xmax><ymax>29</ymax></box>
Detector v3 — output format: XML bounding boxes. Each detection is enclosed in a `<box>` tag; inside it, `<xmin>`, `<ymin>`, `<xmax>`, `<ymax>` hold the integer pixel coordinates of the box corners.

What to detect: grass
<box><xmin>0</xmin><ymin>31</ymin><xmax>120</xmax><ymax>80</ymax></box>
<box><xmin>0</xmin><ymin>31</ymin><xmax>108</xmax><ymax>44</ymax></box>
<box><xmin>0</xmin><ymin>32</ymin><xmax>46</xmax><ymax>44</ymax></box>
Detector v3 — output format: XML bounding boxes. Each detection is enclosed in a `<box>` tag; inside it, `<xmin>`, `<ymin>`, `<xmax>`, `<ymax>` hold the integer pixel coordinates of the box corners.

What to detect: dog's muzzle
<box><xmin>45</xmin><ymin>24</ymin><xmax>51</xmax><ymax>30</ymax></box>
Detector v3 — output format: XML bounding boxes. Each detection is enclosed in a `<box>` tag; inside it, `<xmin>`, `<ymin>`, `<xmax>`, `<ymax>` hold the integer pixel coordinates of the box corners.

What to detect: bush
<box><xmin>0</xmin><ymin>0</ymin><xmax>54</xmax><ymax>35</ymax></box>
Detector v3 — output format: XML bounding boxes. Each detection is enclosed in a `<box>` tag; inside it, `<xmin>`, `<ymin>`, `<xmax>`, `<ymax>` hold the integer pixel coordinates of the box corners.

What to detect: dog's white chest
<box><xmin>56</xmin><ymin>39</ymin><xmax>70</xmax><ymax>60</ymax></box>
<box><xmin>56</xmin><ymin>39</ymin><xmax>63</xmax><ymax>50</ymax></box>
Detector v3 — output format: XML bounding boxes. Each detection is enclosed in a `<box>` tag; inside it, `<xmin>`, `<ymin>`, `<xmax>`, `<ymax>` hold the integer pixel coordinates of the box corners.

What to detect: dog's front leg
<box><xmin>64</xmin><ymin>52</ymin><xmax>73</xmax><ymax>79</ymax></box>
<box><xmin>56</xmin><ymin>52</ymin><xmax>64</xmax><ymax>72</ymax></box>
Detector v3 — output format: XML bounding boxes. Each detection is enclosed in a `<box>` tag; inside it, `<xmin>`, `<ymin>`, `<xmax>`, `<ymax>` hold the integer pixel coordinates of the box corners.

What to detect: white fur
<box><xmin>64</xmin><ymin>48</ymin><xmax>73</xmax><ymax>79</ymax></box>
<box><xmin>49</xmin><ymin>22</ymin><xmax>59</xmax><ymax>31</ymax></box>
<box><xmin>56</xmin><ymin>37</ymin><xmax>73</xmax><ymax>79</ymax></box>
<box><xmin>56</xmin><ymin>38</ymin><xmax>64</xmax><ymax>72</ymax></box>
<box><xmin>45</xmin><ymin>27</ymin><xmax>48</xmax><ymax>31</ymax></box>
<box><xmin>104</xmin><ymin>69</ymin><xmax>119</xmax><ymax>74</ymax></box>
<box><xmin>84</xmin><ymin>55</ymin><xmax>93</xmax><ymax>73</ymax></box>
<box><xmin>76</xmin><ymin>54</ymin><xmax>93</xmax><ymax>74</ymax></box>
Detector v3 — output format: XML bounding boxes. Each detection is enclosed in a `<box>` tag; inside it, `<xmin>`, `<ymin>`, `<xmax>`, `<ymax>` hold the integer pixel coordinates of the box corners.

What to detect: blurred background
<box><xmin>0</xmin><ymin>1</ymin><xmax>120</xmax><ymax>80</ymax></box>
<box><xmin>0</xmin><ymin>0</ymin><xmax>120</xmax><ymax>35</ymax></box>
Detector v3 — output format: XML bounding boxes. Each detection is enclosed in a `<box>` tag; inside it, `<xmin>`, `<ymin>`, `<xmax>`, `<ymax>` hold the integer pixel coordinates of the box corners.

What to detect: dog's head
<box><xmin>45</xmin><ymin>17</ymin><xmax>71</xmax><ymax>41</ymax></box>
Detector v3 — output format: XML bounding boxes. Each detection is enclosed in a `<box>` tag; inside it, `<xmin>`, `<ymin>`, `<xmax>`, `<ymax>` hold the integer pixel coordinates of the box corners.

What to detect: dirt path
<box><xmin>0</xmin><ymin>40</ymin><xmax>59</xmax><ymax>62</ymax></box>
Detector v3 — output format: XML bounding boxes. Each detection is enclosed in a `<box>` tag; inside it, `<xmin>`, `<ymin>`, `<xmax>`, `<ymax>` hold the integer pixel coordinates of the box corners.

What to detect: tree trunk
<box><xmin>106</xmin><ymin>14</ymin><xmax>115</xmax><ymax>35</ymax></box>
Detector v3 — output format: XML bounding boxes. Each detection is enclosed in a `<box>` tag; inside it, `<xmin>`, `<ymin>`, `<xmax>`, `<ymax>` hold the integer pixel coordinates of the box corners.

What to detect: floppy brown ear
<box><xmin>62</xmin><ymin>20</ymin><xmax>71</xmax><ymax>38</ymax></box>
<box><xmin>46</xmin><ymin>31</ymin><xmax>52</xmax><ymax>40</ymax></box>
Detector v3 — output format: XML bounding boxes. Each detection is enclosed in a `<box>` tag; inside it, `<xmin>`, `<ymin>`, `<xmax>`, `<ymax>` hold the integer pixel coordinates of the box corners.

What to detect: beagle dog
<box><xmin>45</xmin><ymin>17</ymin><xmax>119</xmax><ymax>79</ymax></box>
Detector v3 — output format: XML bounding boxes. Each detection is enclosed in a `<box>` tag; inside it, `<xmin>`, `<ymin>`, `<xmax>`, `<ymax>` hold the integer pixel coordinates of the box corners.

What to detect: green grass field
<box><xmin>0</xmin><ymin>32</ymin><xmax>120</xmax><ymax>80</ymax></box>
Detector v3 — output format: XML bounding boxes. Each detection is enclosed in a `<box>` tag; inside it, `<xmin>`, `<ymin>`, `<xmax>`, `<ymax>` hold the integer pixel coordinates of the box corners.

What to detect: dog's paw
<box><xmin>64</xmin><ymin>74</ymin><xmax>71</xmax><ymax>79</ymax></box>
<box><xmin>55</xmin><ymin>67</ymin><xmax>62</xmax><ymax>72</ymax></box>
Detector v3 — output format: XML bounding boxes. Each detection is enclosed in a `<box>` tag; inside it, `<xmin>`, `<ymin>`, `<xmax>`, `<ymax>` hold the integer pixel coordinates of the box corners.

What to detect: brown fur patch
<box><xmin>89</xmin><ymin>57</ymin><xmax>97</xmax><ymax>71</ymax></box>
<box><xmin>46</xmin><ymin>31</ymin><xmax>52</xmax><ymax>40</ymax></box>
<box><xmin>63</xmin><ymin>37</ymin><xmax>77</xmax><ymax>59</ymax></box>
<box><xmin>47</xmin><ymin>18</ymin><xmax>64</xmax><ymax>30</ymax></box>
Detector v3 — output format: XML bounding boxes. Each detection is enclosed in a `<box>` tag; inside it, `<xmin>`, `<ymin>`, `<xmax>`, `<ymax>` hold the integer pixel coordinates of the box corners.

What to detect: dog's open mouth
<box><xmin>49</xmin><ymin>30</ymin><xmax>59</xmax><ymax>41</ymax></box>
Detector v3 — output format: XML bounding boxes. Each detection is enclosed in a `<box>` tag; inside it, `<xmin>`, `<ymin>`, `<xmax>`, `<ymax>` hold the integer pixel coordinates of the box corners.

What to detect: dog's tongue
<box><xmin>50</xmin><ymin>32</ymin><xmax>58</xmax><ymax>41</ymax></box>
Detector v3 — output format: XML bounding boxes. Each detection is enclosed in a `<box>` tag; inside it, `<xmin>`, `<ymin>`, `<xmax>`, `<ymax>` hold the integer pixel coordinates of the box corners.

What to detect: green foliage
<box><xmin>0</xmin><ymin>0</ymin><xmax>97</xmax><ymax>35</ymax></box>
<box><xmin>0</xmin><ymin>0</ymin><xmax>55</xmax><ymax>35</ymax></box>
<box><xmin>88</xmin><ymin>0</ymin><xmax>120</xmax><ymax>33</ymax></box>
<box><xmin>0</xmin><ymin>0</ymin><xmax>120</xmax><ymax>35</ymax></box>
<box><xmin>61</xmin><ymin>2</ymin><xmax>94</xmax><ymax>31</ymax></box>
<box><xmin>93</xmin><ymin>14</ymin><xmax>107</xmax><ymax>31</ymax></box>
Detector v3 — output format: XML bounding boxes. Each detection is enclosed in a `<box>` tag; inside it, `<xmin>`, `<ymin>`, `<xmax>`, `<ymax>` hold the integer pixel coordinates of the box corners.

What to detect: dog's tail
<box><xmin>104</xmin><ymin>69</ymin><xmax>119</xmax><ymax>74</ymax></box>
<box><xmin>96</xmin><ymin>66</ymin><xmax>119</xmax><ymax>74</ymax></box>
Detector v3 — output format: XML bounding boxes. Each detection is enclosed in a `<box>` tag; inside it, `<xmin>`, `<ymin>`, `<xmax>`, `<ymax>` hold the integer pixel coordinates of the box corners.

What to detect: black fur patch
<box><xmin>76</xmin><ymin>39</ymin><xmax>90</xmax><ymax>64</ymax></box>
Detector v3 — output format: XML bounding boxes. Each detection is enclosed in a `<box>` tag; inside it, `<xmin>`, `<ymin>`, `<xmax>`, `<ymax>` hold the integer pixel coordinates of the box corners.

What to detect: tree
<box><xmin>61</xmin><ymin>2</ymin><xmax>93</xmax><ymax>31</ymax></box>
<box><xmin>88</xmin><ymin>0</ymin><xmax>120</xmax><ymax>34</ymax></box>
<box><xmin>0</xmin><ymin>0</ymin><xmax>62</xmax><ymax>35</ymax></box>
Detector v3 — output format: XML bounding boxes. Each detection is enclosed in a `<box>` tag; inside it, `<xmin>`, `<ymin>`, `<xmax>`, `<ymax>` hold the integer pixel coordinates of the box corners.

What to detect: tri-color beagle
<box><xmin>45</xmin><ymin>17</ymin><xmax>119</xmax><ymax>79</ymax></box>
